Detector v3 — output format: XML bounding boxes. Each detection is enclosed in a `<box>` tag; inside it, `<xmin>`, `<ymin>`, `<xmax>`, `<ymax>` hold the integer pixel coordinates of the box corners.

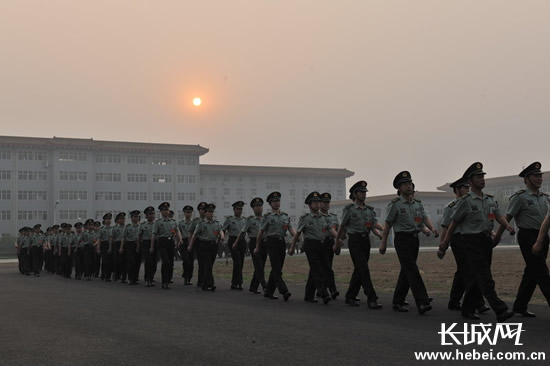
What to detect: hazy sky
<box><xmin>1</xmin><ymin>1</ymin><xmax>549</xmax><ymax>195</ymax></box>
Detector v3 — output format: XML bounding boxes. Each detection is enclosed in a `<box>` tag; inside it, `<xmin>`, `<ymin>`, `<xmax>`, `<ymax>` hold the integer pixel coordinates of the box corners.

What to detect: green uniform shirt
<box><xmin>323</xmin><ymin>212</ymin><xmax>339</xmax><ymax>238</ymax></box>
<box><xmin>30</xmin><ymin>233</ymin><xmax>46</xmax><ymax>247</ymax></box>
<box><xmin>178</xmin><ymin>219</ymin><xmax>194</xmax><ymax>239</ymax></box>
<box><xmin>189</xmin><ymin>217</ymin><xmax>203</xmax><ymax>239</ymax></box>
<box><xmin>341</xmin><ymin>203</ymin><xmax>377</xmax><ymax>234</ymax></box>
<box><xmin>111</xmin><ymin>224</ymin><xmax>124</xmax><ymax>242</ymax></box>
<box><xmin>79</xmin><ymin>230</ymin><xmax>97</xmax><ymax>247</ymax></box>
<box><xmin>241</xmin><ymin>215</ymin><xmax>263</xmax><ymax>238</ymax></box>
<box><xmin>19</xmin><ymin>236</ymin><xmax>30</xmax><ymax>249</ymax></box>
<box><xmin>260</xmin><ymin>211</ymin><xmax>292</xmax><ymax>239</ymax></box>
<box><xmin>297</xmin><ymin>212</ymin><xmax>331</xmax><ymax>240</ymax></box>
<box><xmin>123</xmin><ymin>223</ymin><xmax>140</xmax><ymax>242</ymax></box>
<box><xmin>385</xmin><ymin>197</ymin><xmax>427</xmax><ymax>233</ymax></box>
<box><xmin>71</xmin><ymin>233</ymin><xmax>80</xmax><ymax>248</ymax></box>
<box><xmin>99</xmin><ymin>225</ymin><xmax>112</xmax><ymax>242</ymax></box>
<box><xmin>193</xmin><ymin>219</ymin><xmax>222</xmax><ymax>241</ymax></box>
<box><xmin>139</xmin><ymin>221</ymin><xmax>155</xmax><ymax>241</ymax></box>
<box><xmin>450</xmin><ymin>191</ymin><xmax>500</xmax><ymax>234</ymax></box>
<box><xmin>222</xmin><ymin>216</ymin><xmax>246</xmax><ymax>237</ymax></box>
<box><xmin>153</xmin><ymin>218</ymin><xmax>178</xmax><ymax>239</ymax></box>
<box><xmin>52</xmin><ymin>233</ymin><xmax>60</xmax><ymax>249</ymax></box>
<box><xmin>506</xmin><ymin>189</ymin><xmax>550</xmax><ymax>230</ymax></box>
<box><xmin>441</xmin><ymin>199</ymin><xmax>462</xmax><ymax>234</ymax></box>
<box><xmin>58</xmin><ymin>233</ymin><xmax>72</xmax><ymax>248</ymax></box>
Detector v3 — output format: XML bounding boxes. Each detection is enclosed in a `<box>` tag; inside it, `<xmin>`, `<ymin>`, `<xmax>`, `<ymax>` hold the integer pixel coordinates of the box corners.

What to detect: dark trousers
<box><xmin>112</xmin><ymin>241</ymin><xmax>127</xmax><ymax>281</ymax></box>
<box><xmin>54</xmin><ymin>250</ymin><xmax>61</xmax><ymax>275</ymax></box>
<box><xmin>513</xmin><ymin>229</ymin><xmax>550</xmax><ymax>311</ymax></box>
<box><xmin>19</xmin><ymin>249</ymin><xmax>30</xmax><ymax>274</ymax></box>
<box><xmin>229</xmin><ymin>236</ymin><xmax>246</xmax><ymax>286</ymax></box>
<box><xmin>44</xmin><ymin>249</ymin><xmax>54</xmax><ymax>273</ymax></box>
<box><xmin>93</xmin><ymin>251</ymin><xmax>101</xmax><ymax>277</ymax></box>
<box><xmin>265</xmin><ymin>238</ymin><xmax>289</xmax><ymax>296</ymax></box>
<box><xmin>392</xmin><ymin>232</ymin><xmax>430</xmax><ymax>308</ymax></box>
<box><xmin>197</xmin><ymin>240</ymin><xmax>217</xmax><ymax>289</ymax></box>
<box><xmin>303</xmin><ymin>239</ymin><xmax>330</xmax><ymax>300</ymax></box>
<box><xmin>99</xmin><ymin>241</ymin><xmax>112</xmax><ymax>280</ymax></box>
<box><xmin>345</xmin><ymin>234</ymin><xmax>378</xmax><ymax>301</ymax></box>
<box><xmin>461</xmin><ymin>233</ymin><xmax>508</xmax><ymax>316</ymax></box>
<box><xmin>60</xmin><ymin>247</ymin><xmax>71</xmax><ymax>277</ymax></box>
<box><xmin>449</xmin><ymin>236</ymin><xmax>486</xmax><ymax>308</ymax></box>
<box><xmin>30</xmin><ymin>246</ymin><xmax>43</xmax><ymax>275</ymax></box>
<box><xmin>158</xmin><ymin>237</ymin><xmax>175</xmax><ymax>285</ymax></box>
<box><xmin>179</xmin><ymin>238</ymin><xmax>195</xmax><ymax>282</ymax></box>
<box><xmin>323</xmin><ymin>237</ymin><xmax>337</xmax><ymax>292</ymax></box>
<box><xmin>125</xmin><ymin>241</ymin><xmax>140</xmax><ymax>283</ymax></box>
<box><xmin>83</xmin><ymin>245</ymin><xmax>95</xmax><ymax>277</ymax></box>
<box><xmin>73</xmin><ymin>248</ymin><xmax>83</xmax><ymax>278</ymax></box>
<box><xmin>142</xmin><ymin>240</ymin><xmax>156</xmax><ymax>282</ymax></box>
<box><xmin>248</xmin><ymin>238</ymin><xmax>267</xmax><ymax>291</ymax></box>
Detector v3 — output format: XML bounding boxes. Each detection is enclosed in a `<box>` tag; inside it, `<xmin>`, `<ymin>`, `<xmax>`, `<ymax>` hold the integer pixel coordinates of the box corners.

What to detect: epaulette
<box><xmin>391</xmin><ymin>197</ymin><xmax>400</xmax><ymax>203</ymax></box>
<box><xmin>330</xmin><ymin>212</ymin><xmax>337</xmax><ymax>217</ymax></box>
<box><xmin>299</xmin><ymin>213</ymin><xmax>309</xmax><ymax>219</ymax></box>
<box><xmin>510</xmin><ymin>189</ymin><xmax>526</xmax><ymax>199</ymax></box>
<box><xmin>447</xmin><ymin>200</ymin><xmax>457</xmax><ymax>208</ymax></box>
<box><xmin>366</xmin><ymin>205</ymin><xmax>374</xmax><ymax>210</ymax></box>
<box><xmin>486</xmin><ymin>193</ymin><xmax>494</xmax><ymax>198</ymax></box>
<box><xmin>344</xmin><ymin>203</ymin><xmax>354</xmax><ymax>209</ymax></box>
<box><xmin>414</xmin><ymin>198</ymin><xmax>422</xmax><ymax>203</ymax></box>
<box><xmin>248</xmin><ymin>215</ymin><xmax>255</xmax><ymax>219</ymax></box>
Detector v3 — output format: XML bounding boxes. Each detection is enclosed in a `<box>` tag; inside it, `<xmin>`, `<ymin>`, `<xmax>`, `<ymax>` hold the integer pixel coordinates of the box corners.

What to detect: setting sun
<box><xmin>193</xmin><ymin>97</ymin><xmax>202</xmax><ymax>106</ymax></box>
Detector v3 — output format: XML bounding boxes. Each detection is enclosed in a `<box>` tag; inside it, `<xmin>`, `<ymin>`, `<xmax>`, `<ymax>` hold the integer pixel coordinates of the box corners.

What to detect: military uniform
<box><xmin>98</xmin><ymin>214</ymin><xmax>113</xmax><ymax>281</ymax></box>
<box><xmin>44</xmin><ymin>229</ymin><xmax>55</xmax><ymax>274</ymax></box>
<box><xmin>153</xmin><ymin>202</ymin><xmax>180</xmax><ymax>288</ymax></box>
<box><xmin>223</xmin><ymin>201</ymin><xmax>247</xmax><ymax>289</ymax></box>
<box><xmin>123</xmin><ymin>211</ymin><xmax>142</xmax><ymax>285</ymax></box>
<box><xmin>111</xmin><ymin>214</ymin><xmax>127</xmax><ymax>282</ymax></box>
<box><xmin>189</xmin><ymin>202</ymin><xmax>208</xmax><ymax>287</ymax></box>
<box><xmin>72</xmin><ymin>223</ymin><xmax>84</xmax><ymax>280</ymax></box>
<box><xmin>386</xmin><ymin>172</ymin><xmax>431</xmax><ymax>312</ymax></box>
<box><xmin>242</xmin><ymin>197</ymin><xmax>267</xmax><ymax>293</ymax></box>
<box><xmin>178</xmin><ymin>206</ymin><xmax>195</xmax><ymax>285</ymax></box>
<box><xmin>30</xmin><ymin>225</ymin><xmax>45</xmax><ymax>276</ymax></box>
<box><xmin>449</xmin><ymin>162</ymin><xmax>512</xmax><ymax>321</ymax></box>
<box><xmin>79</xmin><ymin>220</ymin><xmax>98</xmax><ymax>280</ymax></box>
<box><xmin>193</xmin><ymin>204</ymin><xmax>222</xmax><ymax>291</ymax></box>
<box><xmin>140</xmin><ymin>207</ymin><xmax>157</xmax><ymax>287</ymax></box>
<box><xmin>320</xmin><ymin>193</ymin><xmax>339</xmax><ymax>296</ymax></box>
<box><xmin>17</xmin><ymin>228</ymin><xmax>31</xmax><ymax>275</ymax></box>
<box><xmin>260</xmin><ymin>192</ymin><xmax>292</xmax><ymax>300</ymax></box>
<box><xmin>58</xmin><ymin>225</ymin><xmax>73</xmax><ymax>278</ymax></box>
<box><xmin>506</xmin><ymin>162</ymin><xmax>550</xmax><ymax>314</ymax></box>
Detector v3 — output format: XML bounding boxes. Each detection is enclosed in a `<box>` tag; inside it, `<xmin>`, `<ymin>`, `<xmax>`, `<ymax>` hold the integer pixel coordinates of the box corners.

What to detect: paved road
<box><xmin>1</xmin><ymin>264</ymin><xmax>548</xmax><ymax>365</ymax></box>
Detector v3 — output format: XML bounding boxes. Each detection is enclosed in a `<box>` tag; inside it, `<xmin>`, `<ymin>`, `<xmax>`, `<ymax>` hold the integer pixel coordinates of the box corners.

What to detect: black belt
<box><xmin>349</xmin><ymin>233</ymin><xmax>369</xmax><ymax>239</ymax></box>
<box><xmin>462</xmin><ymin>232</ymin><xmax>490</xmax><ymax>238</ymax></box>
<box><xmin>304</xmin><ymin>239</ymin><xmax>323</xmax><ymax>243</ymax></box>
<box><xmin>518</xmin><ymin>228</ymin><xmax>540</xmax><ymax>233</ymax></box>
<box><xmin>267</xmin><ymin>236</ymin><xmax>283</xmax><ymax>240</ymax></box>
<box><xmin>395</xmin><ymin>231</ymin><xmax>419</xmax><ymax>237</ymax></box>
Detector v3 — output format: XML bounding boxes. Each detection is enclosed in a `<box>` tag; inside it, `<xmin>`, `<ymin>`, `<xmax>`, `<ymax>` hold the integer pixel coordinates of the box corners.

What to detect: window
<box><xmin>59</xmin><ymin>191</ymin><xmax>87</xmax><ymax>200</ymax></box>
<box><xmin>224</xmin><ymin>188</ymin><xmax>230</xmax><ymax>196</ymax></box>
<box><xmin>0</xmin><ymin>190</ymin><xmax>10</xmax><ymax>200</ymax></box>
<box><xmin>290</xmin><ymin>189</ymin><xmax>296</xmax><ymax>197</ymax></box>
<box><xmin>128</xmin><ymin>192</ymin><xmax>147</xmax><ymax>201</ymax></box>
<box><xmin>337</xmin><ymin>190</ymin><xmax>344</xmax><ymax>199</ymax></box>
<box><xmin>187</xmin><ymin>157</ymin><xmax>197</xmax><ymax>166</ymax></box>
<box><xmin>236</xmin><ymin>188</ymin><xmax>244</xmax><ymax>198</ymax></box>
<box><xmin>153</xmin><ymin>192</ymin><xmax>172</xmax><ymax>201</ymax></box>
<box><xmin>542</xmin><ymin>184</ymin><xmax>550</xmax><ymax>193</ymax></box>
<box><xmin>224</xmin><ymin>202</ymin><xmax>230</xmax><ymax>209</ymax></box>
<box><xmin>128</xmin><ymin>155</ymin><xmax>147</xmax><ymax>164</ymax></box>
<box><xmin>95</xmin><ymin>192</ymin><xmax>122</xmax><ymax>201</ymax></box>
<box><xmin>18</xmin><ymin>211</ymin><xmax>48</xmax><ymax>221</ymax></box>
<box><xmin>127</xmin><ymin>173</ymin><xmax>147</xmax><ymax>182</ymax></box>
<box><xmin>18</xmin><ymin>151</ymin><xmax>46</xmax><ymax>161</ymax></box>
<box><xmin>153</xmin><ymin>174</ymin><xmax>172</xmax><ymax>183</ymax></box>
<box><xmin>0</xmin><ymin>151</ymin><xmax>12</xmax><ymax>160</ymax></box>
<box><xmin>177</xmin><ymin>192</ymin><xmax>196</xmax><ymax>201</ymax></box>
<box><xmin>18</xmin><ymin>171</ymin><xmax>48</xmax><ymax>181</ymax></box>
<box><xmin>18</xmin><ymin>191</ymin><xmax>47</xmax><ymax>200</ymax></box>
<box><xmin>0</xmin><ymin>211</ymin><xmax>11</xmax><ymax>220</ymax></box>
<box><xmin>177</xmin><ymin>175</ymin><xmax>196</xmax><ymax>184</ymax></box>
<box><xmin>436</xmin><ymin>205</ymin><xmax>444</xmax><ymax>216</ymax></box>
<box><xmin>59</xmin><ymin>210</ymin><xmax>87</xmax><ymax>220</ymax></box>
<box><xmin>151</xmin><ymin>156</ymin><xmax>172</xmax><ymax>166</ymax></box>
<box><xmin>59</xmin><ymin>171</ymin><xmax>86</xmax><ymax>181</ymax></box>
<box><xmin>266</xmin><ymin>182</ymin><xmax>280</xmax><ymax>190</ymax></box>
<box><xmin>290</xmin><ymin>202</ymin><xmax>296</xmax><ymax>209</ymax></box>
<box><xmin>96</xmin><ymin>154</ymin><xmax>121</xmax><ymax>163</ymax></box>
<box><xmin>0</xmin><ymin>170</ymin><xmax>11</xmax><ymax>180</ymax></box>
<box><xmin>250</xmin><ymin>189</ymin><xmax>257</xmax><ymax>196</ymax></box>
<box><xmin>209</xmin><ymin>188</ymin><xmax>217</xmax><ymax>197</ymax></box>
<box><xmin>59</xmin><ymin>151</ymin><xmax>87</xmax><ymax>162</ymax></box>
<box><xmin>96</xmin><ymin>173</ymin><xmax>121</xmax><ymax>182</ymax></box>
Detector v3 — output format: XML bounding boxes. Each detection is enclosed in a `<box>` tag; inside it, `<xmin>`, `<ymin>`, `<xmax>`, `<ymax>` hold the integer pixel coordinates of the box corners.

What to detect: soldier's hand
<box><xmin>532</xmin><ymin>242</ymin><xmax>543</xmax><ymax>255</ymax></box>
<box><xmin>379</xmin><ymin>244</ymin><xmax>386</xmax><ymax>255</ymax></box>
<box><xmin>254</xmin><ymin>247</ymin><xmax>260</xmax><ymax>256</ymax></box>
<box><xmin>232</xmin><ymin>244</ymin><xmax>237</xmax><ymax>250</ymax></box>
<box><xmin>437</xmin><ymin>249</ymin><xmax>446</xmax><ymax>259</ymax></box>
<box><xmin>288</xmin><ymin>247</ymin><xmax>295</xmax><ymax>256</ymax></box>
<box><xmin>187</xmin><ymin>246</ymin><xmax>192</xmax><ymax>253</ymax></box>
<box><xmin>119</xmin><ymin>248</ymin><xmax>123</xmax><ymax>254</ymax></box>
<box><xmin>432</xmin><ymin>229</ymin><xmax>439</xmax><ymax>238</ymax></box>
<box><xmin>506</xmin><ymin>225</ymin><xmax>515</xmax><ymax>235</ymax></box>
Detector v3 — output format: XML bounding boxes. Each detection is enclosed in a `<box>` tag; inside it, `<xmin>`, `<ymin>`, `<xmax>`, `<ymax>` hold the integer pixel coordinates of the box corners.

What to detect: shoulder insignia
<box><xmin>509</xmin><ymin>189</ymin><xmax>525</xmax><ymax>199</ymax></box>
<box><xmin>413</xmin><ymin>198</ymin><xmax>422</xmax><ymax>203</ymax></box>
<box><xmin>344</xmin><ymin>203</ymin><xmax>354</xmax><ymax>209</ymax></box>
<box><xmin>366</xmin><ymin>205</ymin><xmax>375</xmax><ymax>210</ymax></box>
<box><xmin>486</xmin><ymin>193</ymin><xmax>494</xmax><ymax>198</ymax></box>
<box><xmin>330</xmin><ymin>212</ymin><xmax>337</xmax><ymax>217</ymax></box>
<box><xmin>391</xmin><ymin>197</ymin><xmax>400</xmax><ymax>203</ymax></box>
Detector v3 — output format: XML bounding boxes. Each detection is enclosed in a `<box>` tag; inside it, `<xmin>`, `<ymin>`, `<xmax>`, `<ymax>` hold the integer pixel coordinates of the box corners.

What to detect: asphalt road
<box><xmin>1</xmin><ymin>264</ymin><xmax>548</xmax><ymax>366</ymax></box>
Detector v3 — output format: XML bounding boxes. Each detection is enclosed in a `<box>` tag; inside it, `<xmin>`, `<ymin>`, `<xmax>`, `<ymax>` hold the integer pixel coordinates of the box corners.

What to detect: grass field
<box><xmin>191</xmin><ymin>248</ymin><xmax>549</xmax><ymax>305</ymax></box>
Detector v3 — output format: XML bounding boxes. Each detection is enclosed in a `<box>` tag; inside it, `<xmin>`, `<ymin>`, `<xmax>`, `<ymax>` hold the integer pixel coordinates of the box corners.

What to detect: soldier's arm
<box><xmin>494</xmin><ymin>214</ymin><xmax>513</xmax><ymax>242</ymax></box>
<box><xmin>379</xmin><ymin>223</ymin><xmax>392</xmax><ymax>254</ymax></box>
<box><xmin>533</xmin><ymin>215</ymin><xmax>550</xmax><ymax>254</ymax></box>
<box><xmin>255</xmin><ymin>229</ymin><xmax>264</xmax><ymax>254</ymax></box>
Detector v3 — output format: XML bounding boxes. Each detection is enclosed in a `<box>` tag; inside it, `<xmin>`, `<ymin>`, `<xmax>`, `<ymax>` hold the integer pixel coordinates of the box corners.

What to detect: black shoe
<box><xmin>231</xmin><ymin>285</ymin><xmax>239</xmax><ymax>290</ymax></box>
<box><xmin>496</xmin><ymin>311</ymin><xmax>515</xmax><ymax>322</ymax></box>
<box><xmin>514</xmin><ymin>310</ymin><xmax>536</xmax><ymax>318</ymax></box>
<box><xmin>250</xmin><ymin>289</ymin><xmax>261</xmax><ymax>294</ymax></box>
<box><xmin>368</xmin><ymin>301</ymin><xmax>383</xmax><ymax>310</ymax></box>
<box><xmin>418</xmin><ymin>304</ymin><xmax>432</xmax><ymax>315</ymax></box>
<box><xmin>477</xmin><ymin>305</ymin><xmax>490</xmax><ymax>314</ymax></box>
<box><xmin>237</xmin><ymin>285</ymin><xmax>243</xmax><ymax>290</ymax></box>
<box><xmin>305</xmin><ymin>298</ymin><xmax>319</xmax><ymax>303</ymax></box>
<box><xmin>462</xmin><ymin>312</ymin><xmax>480</xmax><ymax>320</ymax></box>
<box><xmin>210</xmin><ymin>286</ymin><xmax>216</xmax><ymax>292</ymax></box>
<box><xmin>283</xmin><ymin>292</ymin><xmax>291</xmax><ymax>302</ymax></box>
<box><xmin>105</xmin><ymin>279</ymin><xmax>111</xmax><ymax>282</ymax></box>
<box><xmin>393</xmin><ymin>304</ymin><xmax>409</xmax><ymax>312</ymax></box>
<box><xmin>121</xmin><ymin>280</ymin><xmax>127</xmax><ymax>284</ymax></box>
<box><xmin>169</xmin><ymin>280</ymin><xmax>174</xmax><ymax>284</ymax></box>
<box><xmin>331</xmin><ymin>290</ymin><xmax>340</xmax><ymax>300</ymax></box>
<box><xmin>400</xmin><ymin>300</ymin><xmax>409</xmax><ymax>306</ymax></box>
<box><xmin>322</xmin><ymin>296</ymin><xmax>331</xmax><ymax>305</ymax></box>
<box><xmin>345</xmin><ymin>298</ymin><xmax>360</xmax><ymax>307</ymax></box>
<box><xmin>448</xmin><ymin>303</ymin><xmax>462</xmax><ymax>311</ymax></box>
<box><xmin>181</xmin><ymin>274</ymin><xmax>185</xmax><ymax>278</ymax></box>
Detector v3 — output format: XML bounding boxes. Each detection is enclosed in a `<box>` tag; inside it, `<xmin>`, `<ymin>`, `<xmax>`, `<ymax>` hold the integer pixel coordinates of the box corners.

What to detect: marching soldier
<box><xmin>151</xmin><ymin>202</ymin><xmax>182</xmax><ymax>289</ymax></box>
<box><xmin>52</xmin><ymin>225</ymin><xmax>61</xmax><ymax>275</ymax></box>
<box><xmin>380</xmin><ymin>172</ymin><xmax>436</xmax><ymax>315</ymax></box>
<box><xmin>30</xmin><ymin>224</ymin><xmax>45</xmax><ymax>277</ymax></box>
<box><xmin>235</xmin><ymin>197</ymin><xmax>267</xmax><ymax>294</ymax></box>
<box><xmin>440</xmin><ymin>162</ymin><xmax>515</xmax><ymax>322</ymax></box>
<box><xmin>110</xmin><ymin>212</ymin><xmax>127</xmax><ymax>283</ymax></box>
<box><xmin>255</xmin><ymin>192</ymin><xmax>294</xmax><ymax>301</ymax></box>
<box><xmin>44</xmin><ymin>227</ymin><xmax>55</xmax><ymax>274</ymax></box>
<box><xmin>98</xmin><ymin>213</ymin><xmax>113</xmax><ymax>281</ymax></box>
<box><xmin>289</xmin><ymin>191</ymin><xmax>339</xmax><ymax>304</ymax></box>
<box><xmin>58</xmin><ymin>224</ymin><xmax>72</xmax><ymax>278</ymax></box>
<box><xmin>139</xmin><ymin>206</ymin><xmax>157</xmax><ymax>287</ymax></box>
<box><xmin>79</xmin><ymin>219</ymin><xmax>100</xmax><ymax>281</ymax></box>
<box><xmin>178</xmin><ymin>205</ymin><xmax>195</xmax><ymax>285</ymax></box>
<box><xmin>189</xmin><ymin>202</ymin><xmax>208</xmax><ymax>287</ymax></box>
<box><xmin>121</xmin><ymin>210</ymin><xmax>141</xmax><ymax>285</ymax></box>
<box><xmin>495</xmin><ymin>162</ymin><xmax>550</xmax><ymax>317</ymax></box>
<box><xmin>16</xmin><ymin>227</ymin><xmax>28</xmax><ymax>275</ymax></box>
<box><xmin>188</xmin><ymin>203</ymin><xmax>223</xmax><ymax>292</ymax></box>
<box><xmin>319</xmin><ymin>192</ymin><xmax>339</xmax><ymax>299</ymax></box>
<box><xmin>223</xmin><ymin>201</ymin><xmax>247</xmax><ymax>290</ymax></box>
<box><xmin>70</xmin><ymin>222</ymin><xmax>84</xmax><ymax>280</ymax></box>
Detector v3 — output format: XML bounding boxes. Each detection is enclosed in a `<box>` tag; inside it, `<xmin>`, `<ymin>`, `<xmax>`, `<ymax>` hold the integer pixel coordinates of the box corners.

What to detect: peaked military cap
<box><xmin>463</xmin><ymin>162</ymin><xmax>486</xmax><ymax>179</ymax></box>
<box><xmin>18</xmin><ymin>227</ymin><xmax>25</xmax><ymax>233</ymax></box>
<box><xmin>320</xmin><ymin>192</ymin><xmax>332</xmax><ymax>202</ymax></box>
<box><xmin>115</xmin><ymin>212</ymin><xmax>126</xmax><ymax>221</ymax></box>
<box><xmin>60</xmin><ymin>223</ymin><xmax>67</xmax><ymax>229</ymax></box>
<box><xmin>94</xmin><ymin>221</ymin><xmax>101</xmax><ymax>227</ymax></box>
<box><xmin>158</xmin><ymin>202</ymin><xmax>170</xmax><ymax>210</ymax></box>
<box><xmin>53</xmin><ymin>225</ymin><xmax>60</xmax><ymax>229</ymax></box>
<box><xmin>449</xmin><ymin>177</ymin><xmax>469</xmax><ymax>189</ymax></box>
<box><xmin>129</xmin><ymin>210</ymin><xmax>140</xmax><ymax>217</ymax></box>
<box><xmin>519</xmin><ymin>162</ymin><xmax>542</xmax><ymax>178</ymax></box>
<box><xmin>266</xmin><ymin>191</ymin><xmax>281</xmax><ymax>203</ymax></box>
<box><xmin>182</xmin><ymin>205</ymin><xmax>193</xmax><ymax>212</ymax></box>
<box><xmin>197</xmin><ymin>202</ymin><xmax>208</xmax><ymax>210</ymax></box>
<box><xmin>74</xmin><ymin>222</ymin><xmax>83</xmax><ymax>228</ymax></box>
<box><xmin>305</xmin><ymin>191</ymin><xmax>321</xmax><ymax>205</ymax></box>
<box><xmin>33</xmin><ymin>224</ymin><xmax>42</xmax><ymax>229</ymax></box>
<box><xmin>393</xmin><ymin>171</ymin><xmax>413</xmax><ymax>189</ymax></box>
<box><xmin>102</xmin><ymin>213</ymin><xmax>112</xmax><ymax>220</ymax></box>
<box><xmin>232</xmin><ymin>201</ymin><xmax>245</xmax><ymax>209</ymax></box>
<box><xmin>84</xmin><ymin>219</ymin><xmax>95</xmax><ymax>226</ymax></box>
<box><xmin>206</xmin><ymin>203</ymin><xmax>216</xmax><ymax>211</ymax></box>
<box><xmin>250</xmin><ymin>197</ymin><xmax>264</xmax><ymax>207</ymax></box>
<box><xmin>66</xmin><ymin>223</ymin><xmax>73</xmax><ymax>228</ymax></box>
<box><xmin>144</xmin><ymin>206</ymin><xmax>155</xmax><ymax>214</ymax></box>
<box><xmin>350</xmin><ymin>180</ymin><xmax>368</xmax><ymax>193</ymax></box>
